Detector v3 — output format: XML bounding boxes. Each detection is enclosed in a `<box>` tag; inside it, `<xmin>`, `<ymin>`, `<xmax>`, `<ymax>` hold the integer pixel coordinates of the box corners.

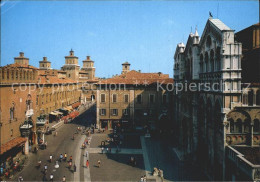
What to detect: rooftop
<box><xmin>209</xmin><ymin>18</ymin><xmax>231</xmax><ymax>31</ymax></box>
<box><xmin>1</xmin><ymin>63</ymin><xmax>38</xmax><ymax>70</ymax></box>
<box><xmin>99</xmin><ymin>70</ymin><xmax>173</xmax><ymax>85</ymax></box>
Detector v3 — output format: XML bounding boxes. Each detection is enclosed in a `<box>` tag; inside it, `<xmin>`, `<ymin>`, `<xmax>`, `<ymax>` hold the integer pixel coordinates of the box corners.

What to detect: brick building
<box><xmin>96</xmin><ymin>63</ymin><xmax>173</xmax><ymax>131</ymax></box>
<box><xmin>0</xmin><ymin>50</ymin><xmax>95</xmax><ymax>165</ymax></box>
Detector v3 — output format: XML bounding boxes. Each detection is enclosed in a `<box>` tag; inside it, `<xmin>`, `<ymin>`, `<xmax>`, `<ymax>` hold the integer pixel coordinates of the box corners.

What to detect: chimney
<box><xmin>87</xmin><ymin>56</ymin><xmax>90</xmax><ymax>60</ymax></box>
<box><xmin>43</xmin><ymin>57</ymin><xmax>47</xmax><ymax>61</ymax></box>
<box><xmin>20</xmin><ymin>52</ymin><xmax>24</xmax><ymax>57</ymax></box>
<box><xmin>158</xmin><ymin>72</ymin><xmax>162</xmax><ymax>76</ymax></box>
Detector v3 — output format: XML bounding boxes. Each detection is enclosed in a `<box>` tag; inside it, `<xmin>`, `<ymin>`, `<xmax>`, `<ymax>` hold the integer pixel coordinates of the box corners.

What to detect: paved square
<box><xmin>89</xmin><ymin>153</ymin><xmax>146</xmax><ymax>181</ymax></box>
<box><xmin>90</xmin><ymin>133</ymin><xmax>142</xmax><ymax>149</ymax></box>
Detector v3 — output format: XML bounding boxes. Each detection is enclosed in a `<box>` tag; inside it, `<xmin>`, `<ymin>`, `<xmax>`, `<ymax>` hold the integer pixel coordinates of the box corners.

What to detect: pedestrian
<box><xmin>59</xmin><ymin>154</ymin><xmax>63</xmax><ymax>162</ymax></box>
<box><xmin>101</xmin><ymin>147</ymin><xmax>104</xmax><ymax>154</ymax></box>
<box><xmin>62</xmin><ymin>176</ymin><xmax>66</xmax><ymax>182</ymax></box>
<box><xmin>55</xmin><ymin>131</ymin><xmax>58</xmax><ymax>137</ymax></box>
<box><xmin>68</xmin><ymin>161</ymin><xmax>72</xmax><ymax>169</ymax></box>
<box><xmin>106</xmin><ymin>147</ymin><xmax>109</xmax><ymax>153</ymax></box>
<box><xmin>69</xmin><ymin>155</ymin><xmax>72</xmax><ymax>162</ymax></box>
<box><xmin>18</xmin><ymin>175</ymin><xmax>23</xmax><ymax>182</ymax></box>
<box><xmin>97</xmin><ymin>159</ymin><xmax>101</xmax><ymax>168</ymax></box>
<box><xmin>86</xmin><ymin>160</ymin><xmax>89</xmax><ymax>168</ymax></box>
<box><xmin>140</xmin><ymin>176</ymin><xmax>144</xmax><ymax>182</ymax></box>
<box><xmin>73</xmin><ymin>164</ymin><xmax>76</xmax><ymax>172</ymax></box>
<box><xmin>50</xmin><ymin>173</ymin><xmax>54</xmax><ymax>182</ymax></box>
<box><xmin>44</xmin><ymin>164</ymin><xmax>47</xmax><ymax>171</ymax></box>
<box><xmin>49</xmin><ymin>155</ymin><xmax>53</xmax><ymax>163</ymax></box>
<box><xmin>64</xmin><ymin>153</ymin><xmax>67</xmax><ymax>161</ymax></box>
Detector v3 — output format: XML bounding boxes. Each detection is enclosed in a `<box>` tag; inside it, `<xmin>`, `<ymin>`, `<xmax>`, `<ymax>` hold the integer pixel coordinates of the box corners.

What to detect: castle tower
<box><xmin>39</xmin><ymin>57</ymin><xmax>51</xmax><ymax>70</ymax></box>
<box><xmin>81</xmin><ymin>56</ymin><xmax>96</xmax><ymax>80</ymax></box>
<box><xmin>14</xmin><ymin>52</ymin><xmax>29</xmax><ymax>65</ymax></box>
<box><xmin>122</xmin><ymin>62</ymin><xmax>131</xmax><ymax>74</ymax></box>
<box><xmin>61</xmin><ymin>49</ymin><xmax>80</xmax><ymax>80</ymax></box>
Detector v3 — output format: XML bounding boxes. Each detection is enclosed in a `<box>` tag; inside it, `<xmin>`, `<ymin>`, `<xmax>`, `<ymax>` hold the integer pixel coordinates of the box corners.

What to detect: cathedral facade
<box><xmin>173</xmin><ymin>18</ymin><xmax>260</xmax><ymax>181</ymax></box>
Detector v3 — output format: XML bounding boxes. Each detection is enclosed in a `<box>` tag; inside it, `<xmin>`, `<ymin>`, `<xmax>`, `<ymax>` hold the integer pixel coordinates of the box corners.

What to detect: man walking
<box><xmin>50</xmin><ymin>173</ymin><xmax>53</xmax><ymax>182</ymax></box>
<box><xmin>97</xmin><ymin>159</ymin><xmax>101</xmax><ymax>168</ymax></box>
<box><xmin>86</xmin><ymin>160</ymin><xmax>89</xmax><ymax>168</ymax></box>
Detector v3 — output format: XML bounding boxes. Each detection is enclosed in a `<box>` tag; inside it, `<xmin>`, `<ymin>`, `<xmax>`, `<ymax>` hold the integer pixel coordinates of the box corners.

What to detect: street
<box><xmin>12</xmin><ymin>104</ymin><xmax>207</xmax><ymax>182</ymax></box>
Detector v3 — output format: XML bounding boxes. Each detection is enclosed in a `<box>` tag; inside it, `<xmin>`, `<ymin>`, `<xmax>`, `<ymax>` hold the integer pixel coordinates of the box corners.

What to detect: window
<box><xmin>244</xmin><ymin>119</ymin><xmax>250</xmax><ymax>133</ymax></box>
<box><xmin>123</xmin><ymin>109</ymin><xmax>129</xmax><ymax>116</ymax></box>
<box><xmin>248</xmin><ymin>90</ymin><xmax>254</xmax><ymax>106</ymax></box>
<box><xmin>256</xmin><ymin>90</ymin><xmax>260</xmax><ymax>106</ymax></box>
<box><xmin>137</xmin><ymin>94</ymin><xmax>142</xmax><ymax>104</ymax></box>
<box><xmin>230</xmin><ymin>119</ymin><xmax>234</xmax><ymax>133</ymax></box>
<box><xmin>235</xmin><ymin>119</ymin><xmax>242</xmax><ymax>133</ymax></box>
<box><xmin>124</xmin><ymin>94</ymin><xmax>129</xmax><ymax>103</ymax></box>
<box><xmin>242</xmin><ymin>94</ymin><xmax>247</xmax><ymax>105</ymax></box>
<box><xmin>162</xmin><ymin>94</ymin><xmax>167</xmax><ymax>104</ymax></box>
<box><xmin>10</xmin><ymin>106</ymin><xmax>15</xmax><ymax>121</ymax></box>
<box><xmin>149</xmin><ymin>94</ymin><xmax>155</xmax><ymax>103</ymax></box>
<box><xmin>111</xmin><ymin>109</ymin><xmax>118</xmax><ymax>116</ymax></box>
<box><xmin>36</xmin><ymin>95</ymin><xmax>39</xmax><ymax>105</ymax></box>
<box><xmin>100</xmin><ymin>109</ymin><xmax>106</xmax><ymax>116</ymax></box>
<box><xmin>254</xmin><ymin>119</ymin><xmax>259</xmax><ymax>133</ymax></box>
<box><xmin>11</xmin><ymin>129</ymin><xmax>13</xmax><ymax>137</ymax></box>
<box><xmin>112</xmin><ymin>94</ymin><xmax>117</xmax><ymax>103</ymax></box>
<box><xmin>101</xmin><ymin>94</ymin><xmax>106</xmax><ymax>103</ymax></box>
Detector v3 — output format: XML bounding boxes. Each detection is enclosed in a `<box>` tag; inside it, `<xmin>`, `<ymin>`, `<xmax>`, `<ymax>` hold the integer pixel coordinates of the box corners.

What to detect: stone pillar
<box><xmin>251</xmin><ymin>123</ymin><xmax>254</xmax><ymax>146</ymax></box>
<box><xmin>223</xmin><ymin>115</ymin><xmax>229</xmax><ymax>180</ymax></box>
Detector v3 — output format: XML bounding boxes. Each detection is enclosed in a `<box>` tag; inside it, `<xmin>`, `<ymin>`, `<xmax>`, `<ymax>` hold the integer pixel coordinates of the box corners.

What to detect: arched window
<box><xmin>200</xmin><ymin>54</ymin><xmax>204</xmax><ymax>73</ymax></box>
<box><xmin>243</xmin><ymin>94</ymin><xmax>247</xmax><ymax>105</ymax></box>
<box><xmin>7</xmin><ymin>70</ymin><xmax>9</xmax><ymax>79</ymax></box>
<box><xmin>229</xmin><ymin>119</ymin><xmax>234</xmax><ymax>133</ymax></box>
<box><xmin>254</xmin><ymin>119</ymin><xmax>260</xmax><ymax>133</ymax></box>
<box><xmin>10</xmin><ymin>102</ymin><xmax>15</xmax><ymax>120</ymax></box>
<box><xmin>11</xmin><ymin>70</ymin><xmax>14</xmax><ymax>80</ymax></box>
<box><xmin>205</xmin><ymin>52</ymin><xmax>209</xmax><ymax>72</ymax></box>
<box><xmin>244</xmin><ymin>119</ymin><xmax>250</xmax><ymax>133</ymax></box>
<box><xmin>248</xmin><ymin>90</ymin><xmax>254</xmax><ymax>106</ymax></box>
<box><xmin>210</xmin><ymin>50</ymin><xmax>214</xmax><ymax>72</ymax></box>
<box><xmin>2</xmin><ymin>70</ymin><xmax>4</xmax><ymax>79</ymax></box>
<box><xmin>235</xmin><ymin>119</ymin><xmax>242</xmax><ymax>133</ymax></box>
<box><xmin>216</xmin><ymin>47</ymin><xmax>221</xmax><ymax>70</ymax></box>
<box><xmin>256</xmin><ymin>90</ymin><xmax>260</xmax><ymax>106</ymax></box>
<box><xmin>206</xmin><ymin>36</ymin><xmax>212</xmax><ymax>47</ymax></box>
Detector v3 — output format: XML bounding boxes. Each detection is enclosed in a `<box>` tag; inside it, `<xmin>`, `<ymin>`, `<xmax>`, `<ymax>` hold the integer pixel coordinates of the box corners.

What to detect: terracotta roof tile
<box><xmin>99</xmin><ymin>70</ymin><xmax>173</xmax><ymax>85</ymax></box>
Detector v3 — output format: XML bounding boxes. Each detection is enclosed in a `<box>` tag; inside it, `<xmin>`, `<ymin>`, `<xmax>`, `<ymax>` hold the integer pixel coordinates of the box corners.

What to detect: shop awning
<box><xmin>50</xmin><ymin>112</ymin><xmax>59</xmax><ymax>116</ymax></box>
<box><xmin>54</xmin><ymin>111</ymin><xmax>63</xmax><ymax>115</ymax></box>
<box><xmin>0</xmin><ymin>137</ymin><xmax>27</xmax><ymax>155</ymax></box>
<box><xmin>72</xmin><ymin>102</ymin><xmax>81</xmax><ymax>109</ymax></box>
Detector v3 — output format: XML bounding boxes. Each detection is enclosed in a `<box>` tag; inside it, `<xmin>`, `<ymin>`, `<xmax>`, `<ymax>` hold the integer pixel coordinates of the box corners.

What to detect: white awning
<box><xmin>54</xmin><ymin>111</ymin><xmax>63</xmax><ymax>115</ymax></box>
<box><xmin>50</xmin><ymin>112</ymin><xmax>59</xmax><ymax>116</ymax></box>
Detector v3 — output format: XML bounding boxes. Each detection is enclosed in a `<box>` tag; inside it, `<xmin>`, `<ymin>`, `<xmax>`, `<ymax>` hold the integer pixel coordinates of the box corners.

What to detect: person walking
<box><xmin>49</xmin><ymin>155</ymin><xmax>53</xmax><ymax>163</ymax></box>
<box><xmin>97</xmin><ymin>159</ymin><xmax>101</xmax><ymax>168</ymax></box>
<box><xmin>64</xmin><ymin>153</ymin><xmax>67</xmax><ymax>161</ymax></box>
<box><xmin>69</xmin><ymin>156</ymin><xmax>72</xmax><ymax>162</ymax></box>
<box><xmin>86</xmin><ymin>160</ymin><xmax>89</xmax><ymax>168</ymax></box>
<box><xmin>50</xmin><ymin>173</ymin><xmax>54</xmax><ymax>182</ymax></box>
<box><xmin>73</xmin><ymin>164</ymin><xmax>76</xmax><ymax>172</ymax></box>
<box><xmin>101</xmin><ymin>147</ymin><xmax>104</xmax><ymax>154</ymax></box>
<box><xmin>62</xmin><ymin>176</ymin><xmax>66</xmax><ymax>182</ymax></box>
<box><xmin>59</xmin><ymin>154</ymin><xmax>63</xmax><ymax>162</ymax></box>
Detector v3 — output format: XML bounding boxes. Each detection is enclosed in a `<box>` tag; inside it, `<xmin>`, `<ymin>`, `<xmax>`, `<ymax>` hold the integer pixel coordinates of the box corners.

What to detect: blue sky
<box><xmin>1</xmin><ymin>1</ymin><xmax>259</xmax><ymax>78</ymax></box>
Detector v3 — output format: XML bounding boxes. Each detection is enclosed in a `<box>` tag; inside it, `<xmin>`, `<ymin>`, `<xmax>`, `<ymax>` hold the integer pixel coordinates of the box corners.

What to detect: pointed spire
<box><xmin>195</xmin><ymin>26</ymin><xmax>199</xmax><ymax>36</ymax></box>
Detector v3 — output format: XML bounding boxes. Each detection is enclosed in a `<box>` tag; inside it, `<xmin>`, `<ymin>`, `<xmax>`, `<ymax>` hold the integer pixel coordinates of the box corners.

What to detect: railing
<box><xmin>227</xmin><ymin>146</ymin><xmax>260</xmax><ymax>180</ymax></box>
